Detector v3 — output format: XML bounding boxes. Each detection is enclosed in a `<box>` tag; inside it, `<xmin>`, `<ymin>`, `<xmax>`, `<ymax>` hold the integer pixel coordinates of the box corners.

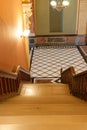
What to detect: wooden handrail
<box><xmin>0</xmin><ymin>66</ymin><xmax>30</xmax><ymax>101</ymax></box>
<box><xmin>12</xmin><ymin>65</ymin><xmax>30</xmax><ymax>82</ymax></box>
<box><xmin>74</xmin><ymin>70</ymin><xmax>87</xmax><ymax>77</ymax></box>
<box><xmin>61</xmin><ymin>66</ymin><xmax>87</xmax><ymax>101</ymax></box>
<box><xmin>0</xmin><ymin>70</ymin><xmax>17</xmax><ymax>78</ymax></box>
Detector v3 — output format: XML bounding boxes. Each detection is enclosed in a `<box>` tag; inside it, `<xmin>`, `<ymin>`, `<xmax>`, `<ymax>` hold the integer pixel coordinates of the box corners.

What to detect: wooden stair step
<box><xmin>20</xmin><ymin>83</ymin><xmax>70</xmax><ymax>96</ymax></box>
<box><xmin>0</xmin><ymin>83</ymin><xmax>87</xmax><ymax>129</ymax></box>
<box><xmin>0</xmin><ymin>116</ymin><xmax>87</xmax><ymax>130</ymax></box>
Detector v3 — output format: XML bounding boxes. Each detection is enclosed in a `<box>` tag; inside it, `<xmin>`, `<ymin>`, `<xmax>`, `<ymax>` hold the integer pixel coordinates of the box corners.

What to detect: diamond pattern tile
<box><xmin>30</xmin><ymin>46</ymin><xmax>87</xmax><ymax>78</ymax></box>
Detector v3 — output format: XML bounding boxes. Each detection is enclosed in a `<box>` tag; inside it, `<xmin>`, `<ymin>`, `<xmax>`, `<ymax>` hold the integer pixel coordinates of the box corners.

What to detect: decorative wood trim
<box><xmin>22</xmin><ymin>2</ymin><xmax>32</xmax><ymax>70</ymax></box>
<box><xmin>24</xmin><ymin>37</ymin><xmax>30</xmax><ymax>70</ymax></box>
<box><xmin>22</xmin><ymin>2</ymin><xmax>32</xmax><ymax>30</ymax></box>
<box><xmin>29</xmin><ymin>34</ymin><xmax>87</xmax><ymax>46</ymax></box>
<box><xmin>29</xmin><ymin>34</ymin><xmax>87</xmax><ymax>38</ymax></box>
<box><xmin>35</xmin><ymin>34</ymin><xmax>78</xmax><ymax>37</ymax></box>
<box><xmin>33</xmin><ymin>0</ymin><xmax>36</xmax><ymax>34</ymax></box>
<box><xmin>78</xmin><ymin>0</ymin><xmax>87</xmax><ymax>34</ymax></box>
<box><xmin>76</xmin><ymin>0</ymin><xmax>80</xmax><ymax>34</ymax></box>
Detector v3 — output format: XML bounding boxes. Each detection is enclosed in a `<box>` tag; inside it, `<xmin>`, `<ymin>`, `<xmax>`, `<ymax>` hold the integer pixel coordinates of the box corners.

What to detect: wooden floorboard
<box><xmin>0</xmin><ymin>83</ymin><xmax>87</xmax><ymax>130</ymax></box>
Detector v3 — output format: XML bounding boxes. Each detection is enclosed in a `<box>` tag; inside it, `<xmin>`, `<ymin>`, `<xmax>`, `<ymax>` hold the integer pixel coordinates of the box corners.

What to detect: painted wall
<box><xmin>63</xmin><ymin>0</ymin><xmax>78</xmax><ymax>34</ymax></box>
<box><xmin>0</xmin><ymin>0</ymin><xmax>28</xmax><ymax>71</ymax></box>
<box><xmin>35</xmin><ymin>0</ymin><xmax>49</xmax><ymax>35</ymax></box>
<box><xmin>35</xmin><ymin>0</ymin><xmax>78</xmax><ymax>35</ymax></box>
<box><xmin>78</xmin><ymin>0</ymin><xmax>87</xmax><ymax>34</ymax></box>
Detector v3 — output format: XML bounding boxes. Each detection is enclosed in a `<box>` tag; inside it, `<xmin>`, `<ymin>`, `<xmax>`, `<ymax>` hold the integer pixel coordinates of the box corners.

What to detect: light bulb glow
<box><xmin>62</xmin><ymin>1</ymin><xmax>69</xmax><ymax>6</ymax></box>
<box><xmin>50</xmin><ymin>1</ymin><xmax>57</xmax><ymax>7</ymax></box>
<box><xmin>50</xmin><ymin>0</ymin><xmax>70</xmax><ymax>11</ymax></box>
<box><xmin>22</xmin><ymin>29</ymin><xmax>30</xmax><ymax>37</ymax></box>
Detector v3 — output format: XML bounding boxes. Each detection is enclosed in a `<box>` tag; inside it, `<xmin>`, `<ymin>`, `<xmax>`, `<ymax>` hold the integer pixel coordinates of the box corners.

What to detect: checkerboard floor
<box><xmin>30</xmin><ymin>46</ymin><xmax>87</xmax><ymax>79</ymax></box>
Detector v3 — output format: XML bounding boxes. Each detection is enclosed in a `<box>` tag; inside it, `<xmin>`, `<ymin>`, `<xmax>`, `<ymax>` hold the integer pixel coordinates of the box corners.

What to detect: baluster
<box><xmin>0</xmin><ymin>78</ymin><xmax>3</xmax><ymax>95</ymax></box>
<box><xmin>2</xmin><ymin>78</ymin><xmax>7</xmax><ymax>95</ymax></box>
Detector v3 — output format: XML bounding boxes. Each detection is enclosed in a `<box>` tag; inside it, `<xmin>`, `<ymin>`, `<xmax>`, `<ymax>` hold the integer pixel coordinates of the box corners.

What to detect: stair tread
<box><xmin>0</xmin><ymin>83</ymin><xmax>87</xmax><ymax>129</ymax></box>
<box><xmin>20</xmin><ymin>83</ymin><xmax>70</xmax><ymax>96</ymax></box>
<box><xmin>0</xmin><ymin>83</ymin><xmax>87</xmax><ymax>116</ymax></box>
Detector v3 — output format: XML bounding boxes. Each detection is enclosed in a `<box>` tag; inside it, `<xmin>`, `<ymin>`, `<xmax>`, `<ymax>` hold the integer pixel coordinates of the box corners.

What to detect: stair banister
<box><xmin>61</xmin><ymin>66</ymin><xmax>87</xmax><ymax>101</ymax></box>
<box><xmin>0</xmin><ymin>66</ymin><xmax>30</xmax><ymax>101</ymax></box>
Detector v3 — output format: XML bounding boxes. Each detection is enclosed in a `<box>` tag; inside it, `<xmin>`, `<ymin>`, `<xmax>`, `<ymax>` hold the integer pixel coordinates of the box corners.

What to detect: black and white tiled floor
<box><xmin>30</xmin><ymin>46</ymin><xmax>87</xmax><ymax>79</ymax></box>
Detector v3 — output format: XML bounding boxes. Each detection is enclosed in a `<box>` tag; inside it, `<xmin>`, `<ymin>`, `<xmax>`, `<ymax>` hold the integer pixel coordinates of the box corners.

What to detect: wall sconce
<box><xmin>20</xmin><ymin>29</ymin><xmax>30</xmax><ymax>38</ymax></box>
<box><xmin>22</xmin><ymin>29</ymin><xmax>30</xmax><ymax>37</ymax></box>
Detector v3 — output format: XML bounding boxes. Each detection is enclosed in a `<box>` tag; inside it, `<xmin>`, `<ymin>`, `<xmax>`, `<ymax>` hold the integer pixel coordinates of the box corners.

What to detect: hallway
<box><xmin>0</xmin><ymin>83</ymin><xmax>87</xmax><ymax>130</ymax></box>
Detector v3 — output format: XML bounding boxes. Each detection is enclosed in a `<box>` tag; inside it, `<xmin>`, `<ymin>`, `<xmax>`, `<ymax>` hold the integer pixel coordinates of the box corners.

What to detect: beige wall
<box><xmin>0</xmin><ymin>0</ymin><xmax>29</xmax><ymax>71</ymax></box>
<box><xmin>63</xmin><ymin>0</ymin><xmax>78</xmax><ymax>34</ymax></box>
<box><xmin>78</xmin><ymin>0</ymin><xmax>87</xmax><ymax>34</ymax></box>
<box><xmin>35</xmin><ymin>0</ymin><xmax>78</xmax><ymax>35</ymax></box>
<box><xmin>35</xmin><ymin>0</ymin><xmax>49</xmax><ymax>35</ymax></box>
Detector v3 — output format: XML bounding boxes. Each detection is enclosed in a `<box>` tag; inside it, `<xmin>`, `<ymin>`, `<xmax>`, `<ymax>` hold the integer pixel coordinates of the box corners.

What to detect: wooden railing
<box><xmin>78</xmin><ymin>46</ymin><xmax>87</xmax><ymax>63</ymax></box>
<box><xmin>0</xmin><ymin>66</ymin><xmax>30</xmax><ymax>101</ymax></box>
<box><xmin>61</xmin><ymin>67</ymin><xmax>87</xmax><ymax>101</ymax></box>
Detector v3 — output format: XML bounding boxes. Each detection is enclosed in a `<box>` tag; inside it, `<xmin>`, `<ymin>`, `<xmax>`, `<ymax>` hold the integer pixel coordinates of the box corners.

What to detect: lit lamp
<box><xmin>22</xmin><ymin>29</ymin><xmax>30</xmax><ymax>37</ymax></box>
<box><xmin>50</xmin><ymin>0</ymin><xmax>70</xmax><ymax>11</ymax></box>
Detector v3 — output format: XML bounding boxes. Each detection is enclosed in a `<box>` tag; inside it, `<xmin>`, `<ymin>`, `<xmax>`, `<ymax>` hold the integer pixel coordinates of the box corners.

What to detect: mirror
<box><xmin>35</xmin><ymin>0</ymin><xmax>78</xmax><ymax>35</ymax></box>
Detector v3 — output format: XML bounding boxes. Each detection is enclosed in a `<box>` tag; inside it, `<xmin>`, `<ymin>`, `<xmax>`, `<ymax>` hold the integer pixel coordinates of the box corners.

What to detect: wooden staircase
<box><xmin>0</xmin><ymin>83</ymin><xmax>87</xmax><ymax>130</ymax></box>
